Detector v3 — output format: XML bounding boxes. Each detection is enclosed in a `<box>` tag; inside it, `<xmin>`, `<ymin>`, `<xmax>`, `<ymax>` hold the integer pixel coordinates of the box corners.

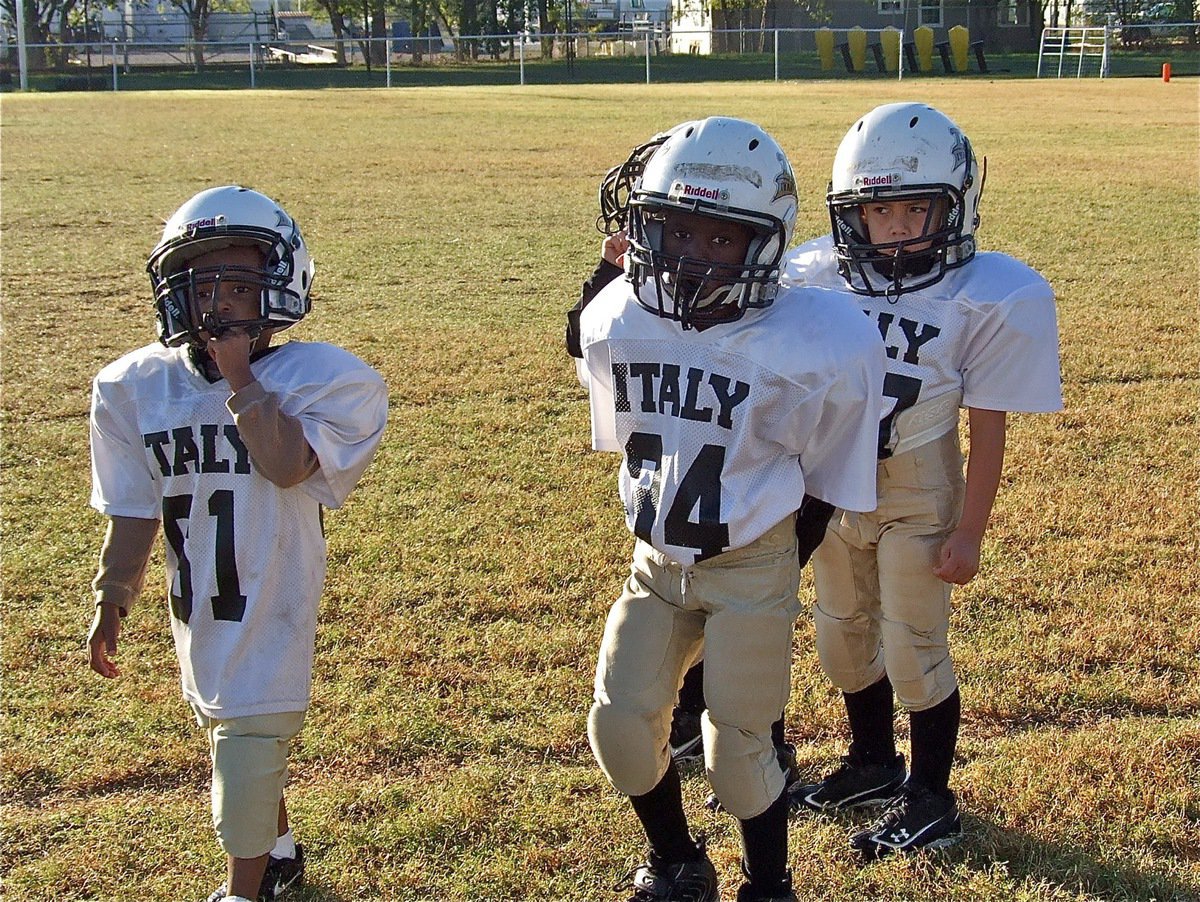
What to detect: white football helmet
<box><xmin>147</xmin><ymin>185</ymin><xmax>315</xmax><ymax>348</ymax></box>
<box><xmin>827</xmin><ymin>103</ymin><xmax>984</xmax><ymax>297</ymax></box>
<box><xmin>625</xmin><ymin>117</ymin><xmax>797</xmax><ymax>329</ymax></box>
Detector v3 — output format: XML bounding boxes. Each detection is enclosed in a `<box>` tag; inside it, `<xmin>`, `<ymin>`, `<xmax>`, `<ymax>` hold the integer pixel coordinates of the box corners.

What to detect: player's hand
<box><xmin>206</xmin><ymin>329</ymin><xmax>256</xmax><ymax>392</ymax></box>
<box><xmin>932</xmin><ymin>529</ymin><xmax>982</xmax><ymax>585</ymax></box>
<box><xmin>88</xmin><ymin>603</ymin><xmax>123</xmax><ymax>678</ymax></box>
<box><xmin>602</xmin><ymin>231</ymin><xmax>630</xmax><ymax>268</ymax></box>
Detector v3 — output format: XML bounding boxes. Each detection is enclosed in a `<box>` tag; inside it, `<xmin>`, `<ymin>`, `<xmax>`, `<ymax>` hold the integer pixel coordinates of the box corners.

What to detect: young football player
<box><xmin>573</xmin><ymin>117</ymin><xmax>885</xmax><ymax>901</ymax></box>
<box><xmin>570</xmin><ymin>229</ymin><xmax>832</xmax><ymax>801</ymax></box>
<box><xmin>85</xmin><ymin>186</ymin><xmax>388</xmax><ymax>901</ymax></box>
<box><xmin>782</xmin><ymin>103</ymin><xmax>1063</xmax><ymax>858</ymax></box>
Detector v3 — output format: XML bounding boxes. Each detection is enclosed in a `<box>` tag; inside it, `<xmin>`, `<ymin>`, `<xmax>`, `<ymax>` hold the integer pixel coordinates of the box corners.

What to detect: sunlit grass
<box><xmin>2</xmin><ymin>80</ymin><xmax>1197</xmax><ymax>900</ymax></box>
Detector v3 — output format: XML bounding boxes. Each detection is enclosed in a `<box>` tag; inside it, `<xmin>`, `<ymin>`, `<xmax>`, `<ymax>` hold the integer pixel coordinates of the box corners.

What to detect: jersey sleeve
<box><xmin>781</xmin><ymin>235</ymin><xmax>841</xmax><ymax>290</ymax></box>
<box><xmin>567</xmin><ymin>259</ymin><xmax>624</xmax><ymax>359</ymax></box>
<box><xmin>283</xmin><ymin>358</ymin><xmax>388</xmax><ymax>509</ymax></box>
<box><xmin>576</xmin><ymin>281</ymin><xmax>629</xmax><ymax>453</ymax></box>
<box><xmin>798</xmin><ymin>337</ymin><xmax>886</xmax><ymax>512</ymax></box>
<box><xmin>960</xmin><ymin>279</ymin><xmax>1063</xmax><ymax>413</ymax></box>
<box><xmin>579</xmin><ymin>342</ymin><xmax>621</xmax><ymax>452</ymax></box>
<box><xmin>89</xmin><ymin>373</ymin><xmax>162</xmax><ymax>520</ymax></box>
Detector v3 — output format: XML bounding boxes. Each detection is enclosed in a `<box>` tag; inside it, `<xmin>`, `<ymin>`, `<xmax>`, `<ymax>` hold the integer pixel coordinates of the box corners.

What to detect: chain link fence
<box><xmin>3</xmin><ymin>23</ymin><xmax>1196</xmax><ymax>91</ymax></box>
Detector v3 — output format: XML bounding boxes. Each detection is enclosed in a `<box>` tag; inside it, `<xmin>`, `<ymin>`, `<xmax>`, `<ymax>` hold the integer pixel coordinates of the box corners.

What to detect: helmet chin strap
<box><xmin>669</xmin><ymin>257</ymin><xmax>741</xmax><ymax>312</ymax></box>
<box><xmin>870</xmin><ymin>246</ymin><xmax>938</xmax><ymax>298</ymax></box>
<box><xmin>200</xmin><ymin>309</ymin><xmax>264</xmax><ymax>341</ymax></box>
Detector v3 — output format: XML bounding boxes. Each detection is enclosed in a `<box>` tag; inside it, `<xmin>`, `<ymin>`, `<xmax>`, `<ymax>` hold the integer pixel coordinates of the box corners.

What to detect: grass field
<box><xmin>1</xmin><ymin>80</ymin><xmax>1197</xmax><ymax>901</ymax></box>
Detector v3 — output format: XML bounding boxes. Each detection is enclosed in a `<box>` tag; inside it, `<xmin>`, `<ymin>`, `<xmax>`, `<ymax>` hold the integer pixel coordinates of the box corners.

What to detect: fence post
<box><xmin>112</xmin><ymin>43</ymin><xmax>119</xmax><ymax>90</ymax></box>
<box><xmin>249</xmin><ymin>43</ymin><xmax>256</xmax><ymax>88</ymax></box>
<box><xmin>645</xmin><ymin>33</ymin><xmax>650</xmax><ymax>84</ymax></box>
<box><xmin>519</xmin><ymin>35</ymin><xmax>525</xmax><ymax>85</ymax></box>
<box><xmin>14</xmin><ymin>0</ymin><xmax>28</xmax><ymax>89</ymax></box>
<box><xmin>774</xmin><ymin>29</ymin><xmax>779</xmax><ymax>81</ymax></box>
<box><xmin>386</xmin><ymin>38</ymin><xmax>391</xmax><ymax>87</ymax></box>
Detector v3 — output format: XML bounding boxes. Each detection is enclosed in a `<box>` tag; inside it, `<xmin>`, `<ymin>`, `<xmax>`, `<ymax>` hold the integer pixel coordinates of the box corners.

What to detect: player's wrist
<box><xmin>953</xmin><ymin>522</ymin><xmax>987</xmax><ymax>543</ymax></box>
<box><xmin>224</xmin><ymin>366</ymin><xmax>256</xmax><ymax>393</ymax></box>
<box><xmin>95</xmin><ymin>599</ymin><xmax>127</xmax><ymax>617</ymax></box>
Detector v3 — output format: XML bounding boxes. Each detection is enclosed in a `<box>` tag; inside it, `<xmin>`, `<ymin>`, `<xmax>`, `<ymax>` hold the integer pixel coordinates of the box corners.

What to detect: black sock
<box><xmin>738</xmin><ymin>788</ymin><xmax>790</xmax><ymax>894</ymax></box>
<box><xmin>909</xmin><ymin>689</ymin><xmax>960</xmax><ymax>797</ymax></box>
<box><xmin>844</xmin><ymin>674</ymin><xmax>896</xmax><ymax>766</ymax></box>
<box><xmin>678</xmin><ymin>661</ymin><xmax>705</xmax><ymax>714</ymax></box>
<box><xmin>628</xmin><ymin>760</ymin><xmax>697</xmax><ymax>864</ymax></box>
<box><xmin>771</xmin><ymin>716</ymin><xmax>786</xmax><ymax>749</ymax></box>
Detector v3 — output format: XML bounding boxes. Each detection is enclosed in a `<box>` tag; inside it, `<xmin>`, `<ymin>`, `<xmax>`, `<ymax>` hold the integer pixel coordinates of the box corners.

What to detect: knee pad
<box><xmin>880</xmin><ymin>617</ymin><xmax>956</xmax><ymax>710</ymax></box>
<box><xmin>587</xmin><ymin>699</ymin><xmax>669</xmax><ymax>797</ymax></box>
<box><xmin>210</xmin><ymin>739</ymin><xmax>287</xmax><ymax>858</ymax></box>
<box><xmin>813</xmin><ymin>603</ymin><xmax>884</xmax><ymax>694</ymax></box>
<box><xmin>703</xmin><ymin>715</ymin><xmax>784</xmax><ymax>820</ymax></box>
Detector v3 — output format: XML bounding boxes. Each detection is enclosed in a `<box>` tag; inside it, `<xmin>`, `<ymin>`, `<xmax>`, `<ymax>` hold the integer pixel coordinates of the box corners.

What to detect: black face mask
<box><xmin>868</xmin><ymin>248</ymin><xmax>938</xmax><ymax>281</ymax></box>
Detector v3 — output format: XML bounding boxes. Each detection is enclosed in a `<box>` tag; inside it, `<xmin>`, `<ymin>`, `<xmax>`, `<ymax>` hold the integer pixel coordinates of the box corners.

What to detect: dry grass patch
<box><xmin>2</xmin><ymin>81</ymin><xmax>1197</xmax><ymax>900</ymax></box>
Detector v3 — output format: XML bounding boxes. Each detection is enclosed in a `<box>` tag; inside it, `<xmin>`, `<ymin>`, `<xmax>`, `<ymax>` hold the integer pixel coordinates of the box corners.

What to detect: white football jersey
<box><xmin>784</xmin><ymin>236</ymin><xmax>1063</xmax><ymax>456</ymax></box>
<box><xmin>90</xmin><ymin>341</ymin><xmax>387</xmax><ymax>719</ymax></box>
<box><xmin>577</xmin><ymin>280</ymin><xmax>885</xmax><ymax>565</ymax></box>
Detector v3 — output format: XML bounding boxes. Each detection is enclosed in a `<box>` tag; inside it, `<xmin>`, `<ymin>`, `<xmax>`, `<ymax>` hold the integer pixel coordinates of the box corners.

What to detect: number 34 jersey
<box><xmin>90</xmin><ymin>341</ymin><xmax>388</xmax><ymax>719</ymax></box>
<box><xmin>577</xmin><ymin>281</ymin><xmax>886</xmax><ymax>566</ymax></box>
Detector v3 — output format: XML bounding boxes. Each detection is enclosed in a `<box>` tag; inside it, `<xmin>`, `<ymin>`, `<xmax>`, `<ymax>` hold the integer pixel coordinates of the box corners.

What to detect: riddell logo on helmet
<box><xmin>854</xmin><ymin>173</ymin><xmax>902</xmax><ymax>189</ymax></box>
<box><xmin>184</xmin><ymin>214</ymin><xmax>227</xmax><ymax>235</ymax></box>
<box><xmin>673</xmin><ymin>181</ymin><xmax>729</xmax><ymax>202</ymax></box>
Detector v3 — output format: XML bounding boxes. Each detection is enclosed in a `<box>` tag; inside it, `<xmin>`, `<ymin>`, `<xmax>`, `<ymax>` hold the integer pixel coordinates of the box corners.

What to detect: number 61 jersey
<box><xmin>577</xmin><ymin>280</ymin><xmax>885</xmax><ymax>566</ymax></box>
<box><xmin>90</xmin><ymin>341</ymin><xmax>387</xmax><ymax>719</ymax></box>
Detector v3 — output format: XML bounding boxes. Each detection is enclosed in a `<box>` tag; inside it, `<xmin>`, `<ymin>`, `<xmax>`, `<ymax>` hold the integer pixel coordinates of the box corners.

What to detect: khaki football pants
<box><xmin>811</xmin><ymin>429</ymin><xmax>966</xmax><ymax>712</ymax></box>
<box><xmin>192</xmin><ymin>706</ymin><xmax>306</xmax><ymax>859</ymax></box>
<box><xmin>588</xmin><ymin>515</ymin><xmax>800</xmax><ymax>820</ymax></box>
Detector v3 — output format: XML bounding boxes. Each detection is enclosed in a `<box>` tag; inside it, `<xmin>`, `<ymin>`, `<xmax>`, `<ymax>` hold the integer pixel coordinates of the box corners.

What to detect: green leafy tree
<box><xmin>0</xmin><ymin>0</ymin><xmax>78</xmax><ymax>66</ymax></box>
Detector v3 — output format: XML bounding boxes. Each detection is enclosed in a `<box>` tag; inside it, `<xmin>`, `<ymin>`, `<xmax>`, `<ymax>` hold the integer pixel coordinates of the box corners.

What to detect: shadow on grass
<box><xmin>792</xmin><ymin>804</ymin><xmax>1197</xmax><ymax>901</ymax></box>
<box><xmin>964</xmin><ymin>698</ymin><xmax>1200</xmax><ymax>747</ymax></box>
<box><xmin>958</xmin><ymin>812</ymin><xmax>1198</xmax><ymax>902</ymax></box>
<box><xmin>71</xmin><ymin>759</ymin><xmax>211</xmax><ymax>801</ymax></box>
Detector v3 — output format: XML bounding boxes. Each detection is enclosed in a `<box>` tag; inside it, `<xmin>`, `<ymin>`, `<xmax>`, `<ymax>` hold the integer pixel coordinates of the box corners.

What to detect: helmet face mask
<box><xmin>828</xmin><ymin>103</ymin><xmax>983</xmax><ymax>298</ymax></box>
<box><xmin>616</xmin><ymin>117</ymin><xmax>797</xmax><ymax>330</ymax></box>
<box><xmin>631</xmin><ymin>205</ymin><xmax>775</xmax><ymax>329</ymax></box>
<box><xmin>597</xmin><ymin>125</ymin><xmax>687</xmax><ymax>237</ymax></box>
<box><xmin>147</xmin><ymin>186</ymin><xmax>314</xmax><ymax>349</ymax></box>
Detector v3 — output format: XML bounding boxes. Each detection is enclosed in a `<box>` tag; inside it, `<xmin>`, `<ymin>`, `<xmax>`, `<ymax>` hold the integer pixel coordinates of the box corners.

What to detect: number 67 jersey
<box><xmin>577</xmin><ymin>280</ymin><xmax>886</xmax><ymax>566</ymax></box>
<box><xmin>784</xmin><ymin>236</ymin><xmax>1064</xmax><ymax>458</ymax></box>
<box><xmin>90</xmin><ymin>341</ymin><xmax>388</xmax><ymax>719</ymax></box>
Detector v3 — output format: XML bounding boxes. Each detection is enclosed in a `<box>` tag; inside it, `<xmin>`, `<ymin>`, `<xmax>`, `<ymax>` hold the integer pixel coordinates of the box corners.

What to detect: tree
<box><xmin>171</xmin><ymin>0</ymin><xmax>212</xmax><ymax>71</ymax></box>
<box><xmin>0</xmin><ymin>0</ymin><xmax>67</xmax><ymax>66</ymax></box>
<box><xmin>362</xmin><ymin>0</ymin><xmax>386</xmax><ymax>66</ymax></box>
<box><xmin>458</xmin><ymin>0</ymin><xmax>478</xmax><ymax>57</ymax></box>
<box><xmin>311</xmin><ymin>0</ymin><xmax>357</xmax><ymax>63</ymax></box>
